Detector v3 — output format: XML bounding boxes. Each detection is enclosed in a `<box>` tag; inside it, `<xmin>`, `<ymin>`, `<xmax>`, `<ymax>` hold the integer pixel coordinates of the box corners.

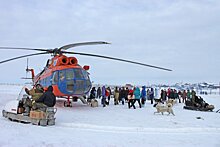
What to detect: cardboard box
<box><xmin>30</xmin><ymin>111</ymin><xmax>46</xmax><ymax>119</ymax></box>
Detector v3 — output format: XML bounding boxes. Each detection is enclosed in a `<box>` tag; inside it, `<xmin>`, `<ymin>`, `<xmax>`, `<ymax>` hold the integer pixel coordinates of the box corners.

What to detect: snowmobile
<box><xmin>183</xmin><ymin>96</ymin><xmax>214</xmax><ymax>112</ymax></box>
<box><xmin>2</xmin><ymin>87</ymin><xmax>57</xmax><ymax>126</ymax></box>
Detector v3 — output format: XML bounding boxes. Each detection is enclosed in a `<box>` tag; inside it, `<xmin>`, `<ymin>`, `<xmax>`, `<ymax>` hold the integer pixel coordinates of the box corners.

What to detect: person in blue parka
<box><xmin>133</xmin><ymin>87</ymin><xmax>142</xmax><ymax>108</ymax></box>
<box><xmin>141</xmin><ymin>86</ymin><xmax>146</xmax><ymax>106</ymax></box>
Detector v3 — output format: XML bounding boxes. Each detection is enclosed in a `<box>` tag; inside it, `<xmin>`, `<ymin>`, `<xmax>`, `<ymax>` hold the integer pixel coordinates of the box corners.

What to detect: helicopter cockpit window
<box><xmin>82</xmin><ymin>70</ymin><xmax>89</xmax><ymax>80</ymax></box>
<box><xmin>66</xmin><ymin>69</ymin><xmax>74</xmax><ymax>80</ymax></box>
<box><xmin>52</xmin><ymin>71</ymin><xmax>58</xmax><ymax>84</ymax></box>
<box><xmin>59</xmin><ymin>71</ymin><xmax>65</xmax><ymax>81</ymax></box>
<box><xmin>74</xmin><ymin>68</ymin><xmax>83</xmax><ymax>79</ymax></box>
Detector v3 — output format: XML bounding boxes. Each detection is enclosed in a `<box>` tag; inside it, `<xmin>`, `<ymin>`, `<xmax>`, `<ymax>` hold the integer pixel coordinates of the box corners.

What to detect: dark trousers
<box><xmin>141</xmin><ymin>98</ymin><xmax>146</xmax><ymax>105</ymax></box>
<box><xmin>150</xmin><ymin>98</ymin><xmax>154</xmax><ymax>104</ymax></box>
<box><xmin>108</xmin><ymin>96</ymin><xmax>111</xmax><ymax>102</ymax></box>
<box><xmin>128</xmin><ymin>99</ymin><xmax>136</xmax><ymax>109</ymax></box>
<box><xmin>101</xmin><ymin>97</ymin><xmax>106</xmax><ymax>107</ymax></box>
<box><xmin>134</xmin><ymin>99</ymin><xmax>142</xmax><ymax>108</ymax></box>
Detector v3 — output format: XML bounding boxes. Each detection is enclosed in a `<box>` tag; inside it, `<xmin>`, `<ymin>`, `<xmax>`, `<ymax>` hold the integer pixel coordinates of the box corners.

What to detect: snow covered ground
<box><xmin>0</xmin><ymin>84</ymin><xmax>220</xmax><ymax>147</ymax></box>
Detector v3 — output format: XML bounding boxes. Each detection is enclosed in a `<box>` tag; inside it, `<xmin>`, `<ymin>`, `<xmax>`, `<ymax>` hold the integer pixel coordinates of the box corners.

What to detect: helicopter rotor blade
<box><xmin>0</xmin><ymin>47</ymin><xmax>48</xmax><ymax>52</ymax></box>
<box><xmin>63</xmin><ymin>51</ymin><xmax>172</xmax><ymax>71</ymax></box>
<box><xmin>59</xmin><ymin>41</ymin><xmax>110</xmax><ymax>50</ymax></box>
<box><xmin>0</xmin><ymin>52</ymin><xmax>48</xmax><ymax>64</ymax></box>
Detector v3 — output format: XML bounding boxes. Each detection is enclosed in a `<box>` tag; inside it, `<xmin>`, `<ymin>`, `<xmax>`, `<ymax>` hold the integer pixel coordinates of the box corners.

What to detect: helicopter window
<box><xmin>52</xmin><ymin>71</ymin><xmax>58</xmax><ymax>84</ymax></box>
<box><xmin>85</xmin><ymin>80</ymin><xmax>92</xmax><ymax>93</ymax></box>
<box><xmin>59</xmin><ymin>70</ymin><xmax>65</xmax><ymax>81</ymax></box>
<box><xmin>66</xmin><ymin>81</ymin><xmax>74</xmax><ymax>92</ymax></box>
<box><xmin>74</xmin><ymin>80</ymin><xmax>84</xmax><ymax>94</ymax></box>
<box><xmin>66</xmin><ymin>69</ymin><xmax>74</xmax><ymax>80</ymax></box>
<box><xmin>82</xmin><ymin>70</ymin><xmax>89</xmax><ymax>80</ymax></box>
<box><xmin>74</xmin><ymin>68</ymin><xmax>84</xmax><ymax>79</ymax></box>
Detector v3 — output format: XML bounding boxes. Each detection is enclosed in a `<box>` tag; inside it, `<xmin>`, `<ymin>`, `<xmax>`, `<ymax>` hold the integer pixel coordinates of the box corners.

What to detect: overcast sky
<box><xmin>0</xmin><ymin>0</ymin><xmax>220</xmax><ymax>85</ymax></box>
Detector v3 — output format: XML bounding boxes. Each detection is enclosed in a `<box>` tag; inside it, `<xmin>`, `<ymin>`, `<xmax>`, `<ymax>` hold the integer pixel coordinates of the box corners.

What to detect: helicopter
<box><xmin>0</xmin><ymin>41</ymin><xmax>172</xmax><ymax>107</ymax></box>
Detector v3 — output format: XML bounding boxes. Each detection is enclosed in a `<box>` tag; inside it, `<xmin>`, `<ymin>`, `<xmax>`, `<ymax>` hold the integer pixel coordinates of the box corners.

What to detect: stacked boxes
<box><xmin>30</xmin><ymin>111</ymin><xmax>46</xmax><ymax>119</ymax></box>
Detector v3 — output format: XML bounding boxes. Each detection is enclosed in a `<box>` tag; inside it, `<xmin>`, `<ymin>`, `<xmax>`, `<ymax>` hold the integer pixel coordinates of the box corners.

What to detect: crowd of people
<box><xmin>88</xmin><ymin>86</ymin><xmax>203</xmax><ymax>109</ymax></box>
<box><xmin>22</xmin><ymin>84</ymin><xmax>211</xmax><ymax>112</ymax></box>
<box><xmin>160</xmin><ymin>88</ymin><xmax>200</xmax><ymax>105</ymax></box>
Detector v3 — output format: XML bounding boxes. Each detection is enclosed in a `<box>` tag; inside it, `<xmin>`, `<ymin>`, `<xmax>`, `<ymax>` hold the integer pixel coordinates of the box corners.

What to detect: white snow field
<box><xmin>0</xmin><ymin>84</ymin><xmax>220</xmax><ymax>147</ymax></box>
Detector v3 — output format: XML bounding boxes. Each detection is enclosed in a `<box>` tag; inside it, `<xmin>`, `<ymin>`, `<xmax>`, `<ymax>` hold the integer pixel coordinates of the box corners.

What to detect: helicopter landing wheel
<box><xmin>64</xmin><ymin>101</ymin><xmax>72</xmax><ymax>107</ymax></box>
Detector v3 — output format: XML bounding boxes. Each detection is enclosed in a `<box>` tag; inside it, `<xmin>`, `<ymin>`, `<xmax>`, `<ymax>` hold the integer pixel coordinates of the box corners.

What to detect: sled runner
<box><xmin>2</xmin><ymin>95</ymin><xmax>57</xmax><ymax>126</ymax></box>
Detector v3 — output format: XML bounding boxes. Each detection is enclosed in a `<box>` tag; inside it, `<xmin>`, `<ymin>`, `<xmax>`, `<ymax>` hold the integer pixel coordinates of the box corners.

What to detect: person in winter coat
<box><xmin>141</xmin><ymin>86</ymin><xmax>146</xmax><ymax>105</ymax></box>
<box><xmin>191</xmin><ymin>90</ymin><xmax>196</xmax><ymax>104</ymax></box>
<box><xmin>96</xmin><ymin>87</ymin><xmax>102</xmax><ymax>99</ymax></box>
<box><xmin>101</xmin><ymin>86</ymin><xmax>106</xmax><ymax>107</ymax></box>
<box><xmin>147</xmin><ymin>89</ymin><xmax>150</xmax><ymax>100</ymax></box>
<box><xmin>105</xmin><ymin>88</ymin><xmax>110</xmax><ymax>105</ymax></box>
<box><xmin>170</xmin><ymin>89</ymin><xmax>175</xmax><ymax>99</ymax></box>
<box><xmin>178</xmin><ymin>90</ymin><xmax>182</xmax><ymax>103</ymax></box>
<box><xmin>88</xmin><ymin>87</ymin><xmax>96</xmax><ymax>102</ymax></box>
<box><xmin>187</xmin><ymin>90</ymin><xmax>191</xmax><ymax>100</ymax></box>
<box><xmin>25</xmin><ymin>84</ymin><xmax>44</xmax><ymax>101</ymax></box>
<box><xmin>125</xmin><ymin>87</ymin><xmax>129</xmax><ymax>102</ymax></box>
<box><xmin>167</xmin><ymin>88</ymin><xmax>171</xmax><ymax>99</ymax></box>
<box><xmin>149</xmin><ymin>88</ymin><xmax>154</xmax><ymax>104</ymax></box>
<box><xmin>114</xmin><ymin>87</ymin><xmax>119</xmax><ymax>105</ymax></box>
<box><xmin>106</xmin><ymin>87</ymin><xmax>111</xmax><ymax>103</ymax></box>
<box><xmin>33</xmin><ymin>85</ymin><xmax>56</xmax><ymax>110</ymax></box>
<box><xmin>24</xmin><ymin>84</ymin><xmax>44</xmax><ymax>111</ymax></box>
<box><xmin>182</xmin><ymin>90</ymin><xmax>187</xmax><ymax>103</ymax></box>
<box><xmin>160</xmin><ymin>89</ymin><xmax>165</xmax><ymax>102</ymax></box>
<box><xmin>173</xmin><ymin>89</ymin><xmax>179</xmax><ymax>100</ymax></box>
<box><xmin>161</xmin><ymin>89</ymin><xmax>167</xmax><ymax>102</ymax></box>
<box><xmin>119</xmin><ymin>87</ymin><xmax>126</xmax><ymax>105</ymax></box>
<box><xmin>128</xmin><ymin>89</ymin><xmax>135</xmax><ymax>109</ymax></box>
<box><xmin>133</xmin><ymin>87</ymin><xmax>141</xmax><ymax>108</ymax></box>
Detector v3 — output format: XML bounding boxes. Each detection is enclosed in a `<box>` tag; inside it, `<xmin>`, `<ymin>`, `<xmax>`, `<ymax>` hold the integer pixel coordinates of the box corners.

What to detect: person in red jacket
<box><xmin>128</xmin><ymin>89</ymin><xmax>136</xmax><ymax>109</ymax></box>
